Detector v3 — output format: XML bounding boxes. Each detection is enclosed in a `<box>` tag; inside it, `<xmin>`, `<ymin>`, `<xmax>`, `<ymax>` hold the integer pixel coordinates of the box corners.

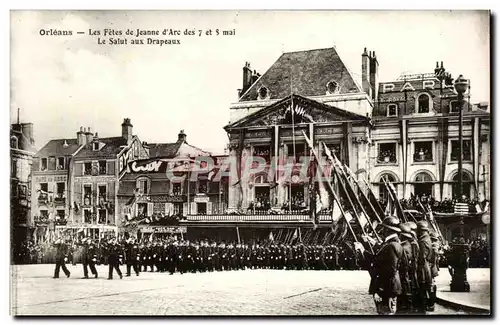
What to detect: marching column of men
<box><xmin>365</xmin><ymin>218</ymin><xmax>442</xmax><ymax>315</ymax></box>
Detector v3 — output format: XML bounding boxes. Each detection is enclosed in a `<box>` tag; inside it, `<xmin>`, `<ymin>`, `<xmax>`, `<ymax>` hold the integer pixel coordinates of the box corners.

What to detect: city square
<box><xmin>11</xmin><ymin>264</ymin><xmax>485</xmax><ymax>316</ymax></box>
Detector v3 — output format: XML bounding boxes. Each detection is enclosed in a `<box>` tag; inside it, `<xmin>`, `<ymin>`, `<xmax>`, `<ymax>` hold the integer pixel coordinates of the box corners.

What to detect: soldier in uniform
<box><xmin>125</xmin><ymin>238</ymin><xmax>140</xmax><ymax>277</ymax></box>
<box><xmin>81</xmin><ymin>237</ymin><xmax>98</xmax><ymax>279</ymax></box>
<box><xmin>107</xmin><ymin>238</ymin><xmax>123</xmax><ymax>280</ymax></box>
<box><xmin>397</xmin><ymin>223</ymin><xmax>418</xmax><ymax>314</ymax></box>
<box><xmin>368</xmin><ymin>217</ymin><xmax>403</xmax><ymax>315</ymax></box>
<box><xmin>428</xmin><ymin>232</ymin><xmax>440</xmax><ymax>312</ymax></box>
<box><xmin>53</xmin><ymin>238</ymin><xmax>71</xmax><ymax>278</ymax></box>
<box><xmin>416</xmin><ymin>221</ymin><xmax>433</xmax><ymax>314</ymax></box>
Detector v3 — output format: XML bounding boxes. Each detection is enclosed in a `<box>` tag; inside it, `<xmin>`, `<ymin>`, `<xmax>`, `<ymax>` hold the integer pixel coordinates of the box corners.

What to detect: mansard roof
<box><xmin>239</xmin><ymin>47</ymin><xmax>361</xmax><ymax>102</ymax></box>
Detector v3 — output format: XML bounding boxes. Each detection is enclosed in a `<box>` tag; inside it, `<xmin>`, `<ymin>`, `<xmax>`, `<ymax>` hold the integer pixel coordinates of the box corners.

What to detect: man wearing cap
<box><xmin>125</xmin><ymin>238</ymin><xmax>140</xmax><ymax>277</ymax></box>
<box><xmin>368</xmin><ymin>216</ymin><xmax>403</xmax><ymax>315</ymax></box>
<box><xmin>107</xmin><ymin>238</ymin><xmax>123</xmax><ymax>280</ymax></box>
<box><xmin>53</xmin><ymin>238</ymin><xmax>71</xmax><ymax>278</ymax></box>
<box><xmin>416</xmin><ymin>220</ymin><xmax>433</xmax><ymax>313</ymax></box>
<box><xmin>81</xmin><ymin>238</ymin><xmax>98</xmax><ymax>279</ymax></box>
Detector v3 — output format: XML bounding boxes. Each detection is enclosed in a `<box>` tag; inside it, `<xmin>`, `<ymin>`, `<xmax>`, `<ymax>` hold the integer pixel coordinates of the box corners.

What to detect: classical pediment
<box><xmin>226</xmin><ymin>94</ymin><xmax>369</xmax><ymax>130</ymax></box>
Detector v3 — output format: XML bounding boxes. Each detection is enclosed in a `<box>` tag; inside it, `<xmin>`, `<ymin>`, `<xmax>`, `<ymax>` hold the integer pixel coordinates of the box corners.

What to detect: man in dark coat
<box><xmin>397</xmin><ymin>223</ymin><xmax>418</xmax><ymax>314</ymax></box>
<box><xmin>369</xmin><ymin>216</ymin><xmax>403</xmax><ymax>315</ymax></box>
<box><xmin>427</xmin><ymin>231</ymin><xmax>440</xmax><ymax>311</ymax></box>
<box><xmin>107</xmin><ymin>238</ymin><xmax>123</xmax><ymax>280</ymax></box>
<box><xmin>416</xmin><ymin>221</ymin><xmax>433</xmax><ymax>313</ymax></box>
<box><xmin>125</xmin><ymin>238</ymin><xmax>140</xmax><ymax>276</ymax></box>
<box><xmin>81</xmin><ymin>237</ymin><xmax>98</xmax><ymax>279</ymax></box>
<box><xmin>53</xmin><ymin>238</ymin><xmax>71</xmax><ymax>278</ymax></box>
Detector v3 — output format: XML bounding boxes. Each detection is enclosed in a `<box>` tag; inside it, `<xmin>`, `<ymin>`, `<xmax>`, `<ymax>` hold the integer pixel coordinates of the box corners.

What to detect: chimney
<box><xmin>369</xmin><ymin>51</ymin><xmax>379</xmax><ymax>101</ymax></box>
<box><xmin>361</xmin><ymin>48</ymin><xmax>372</xmax><ymax>99</ymax></box>
<box><xmin>121</xmin><ymin>118</ymin><xmax>133</xmax><ymax>144</ymax></box>
<box><xmin>241</xmin><ymin>62</ymin><xmax>253</xmax><ymax>95</ymax></box>
<box><xmin>85</xmin><ymin>127</ymin><xmax>94</xmax><ymax>145</ymax></box>
<box><xmin>77</xmin><ymin>126</ymin><xmax>86</xmax><ymax>146</ymax></box>
<box><xmin>251</xmin><ymin>70</ymin><xmax>260</xmax><ymax>84</ymax></box>
<box><xmin>20</xmin><ymin>123</ymin><xmax>34</xmax><ymax>146</ymax></box>
<box><xmin>177</xmin><ymin>130</ymin><xmax>187</xmax><ymax>143</ymax></box>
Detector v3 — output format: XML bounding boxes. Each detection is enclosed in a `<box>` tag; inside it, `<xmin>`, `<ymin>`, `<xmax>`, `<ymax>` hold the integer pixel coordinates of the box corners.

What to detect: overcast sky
<box><xmin>10</xmin><ymin>10</ymin><xmax>490</xmax><ymax>154</ymax></box>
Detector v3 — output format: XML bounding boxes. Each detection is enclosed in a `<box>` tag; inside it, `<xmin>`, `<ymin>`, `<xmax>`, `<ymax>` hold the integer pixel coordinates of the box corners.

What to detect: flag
<box><xmin>344</xmin><ymin>211</ymin><xmax>353</xmax><ymax>223</ymax></box>
<box><xmin>268</xmin><ymin>231</ymin><xmax>274</xmax><ymax>242</ymax></box>
<box><xmin>359</xmin><ymin>212</ymin><xmax>368</xmax><ymax>229</ymax></box>
<box><xmin>291</xmin><ymin>229</ymin><xmax>298</xmax><ymax>241</ymax></box>
<box><xmin>332</xmin><ymin>198</ymin><xmax>342</xmax><ymax>224</ymax></box>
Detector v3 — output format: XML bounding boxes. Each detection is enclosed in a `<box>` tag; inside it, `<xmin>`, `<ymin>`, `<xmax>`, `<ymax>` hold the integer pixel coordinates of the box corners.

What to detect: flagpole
<box><xmin>359</xmin><ymin>175</ymin><xmax>386</xmax><ymax>218</ymax></box>
<box><xmin>343</xmin><ymin>166</ymin><xmax>383</xmax><ymax>223</ymax></box>
<box><xmin>301</xmin><ymin>131</ymin><xmax>361</xmax><ymax>247</ymax></box>
<box><xmin>289</xmin><ymin>64</ymin><xmax>295</xmax><ymax>215</ymax></box>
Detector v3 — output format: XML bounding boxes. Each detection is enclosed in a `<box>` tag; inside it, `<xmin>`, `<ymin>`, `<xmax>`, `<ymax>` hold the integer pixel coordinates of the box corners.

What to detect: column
<box><xmin>227</xmin><ymin>147</ymin><xmax>240</xmax><ymax>211</ymax></box>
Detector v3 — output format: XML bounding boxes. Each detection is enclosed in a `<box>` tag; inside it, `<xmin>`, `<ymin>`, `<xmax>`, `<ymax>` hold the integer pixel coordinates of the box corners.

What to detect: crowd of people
<box><xmin>377</xmin><ymin>195</ymin><xmax>489</xmax><ymax>215</ymax></box>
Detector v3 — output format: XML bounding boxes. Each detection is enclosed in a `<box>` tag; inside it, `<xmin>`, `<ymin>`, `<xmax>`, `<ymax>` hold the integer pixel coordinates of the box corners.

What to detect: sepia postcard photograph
<box><xmin>9</xmin><ymin>9</ymin><xmax>491</xmax><ymax>316</ymax></box>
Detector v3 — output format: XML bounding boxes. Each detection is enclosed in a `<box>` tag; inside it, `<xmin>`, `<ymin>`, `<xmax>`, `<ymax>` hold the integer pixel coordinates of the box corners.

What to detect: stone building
<box><xmin>11</xmin><ymin>122</ymin><xmax>36</xmax><ymax>259</ymax></box>
<box><xmin>31</xmin><ymin>118</ymin><xmax>149</xmax><ymax>240</ymax></box>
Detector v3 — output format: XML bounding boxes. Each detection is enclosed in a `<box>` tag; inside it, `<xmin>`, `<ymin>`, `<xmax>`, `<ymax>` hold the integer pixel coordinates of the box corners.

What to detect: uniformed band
<box><xmin>52</xmin><ymin>218</ymin><xmax>442</xmax><ymax>315</ymax></box>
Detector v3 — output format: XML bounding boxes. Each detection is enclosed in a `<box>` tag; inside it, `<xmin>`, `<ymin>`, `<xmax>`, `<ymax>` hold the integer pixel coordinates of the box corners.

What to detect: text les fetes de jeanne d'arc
<box><xmin>39</xmin><ymin>28</ymin><xmax>236</xmax><ymax>46</ymax></box>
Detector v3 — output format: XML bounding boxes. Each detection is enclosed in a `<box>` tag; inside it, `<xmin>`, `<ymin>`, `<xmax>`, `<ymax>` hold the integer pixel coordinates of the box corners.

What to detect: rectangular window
<box><xmin>137</xmin><ymin>202</ymin><xmax>148</xmax><ymax>217</ymax></box>
<box><xmin>197</xmin><ymin>202</ymin><xmax>207</xmax><ymax>215</ymax></box>
<box><xmin>450</xmin><ymin>101</ymin><xmax>460</xmax><ymax>113</ymax></box>
<box><xmin>172</xmin><ymin>183</ymin><xmax>182</xmax><ymax>196</ymax></box>
<box><xmin>98</xmin><ymin>185</ymin><xmax>107</xmax><ymax>202</ymax></box>
<box><xmin>253</xmin><ymin>145</ymin><xmax>271</xmax><ymax>162</ymax></box>
<box><xmin>387</xmin><ymin>104</ymin><xmax>398</xmax><ymax>117</ymax></box>
<box><xmin>98</xmin><ymin>209</ymin><xmax>107</xmax><ymax>224</ymax></box>
<box><xmin>287</xmin><ymin>143</ymin><xmax>306</xmax><ymax>162</ymax></box>
<box><xmin>84</xmin><ymin>162</ymin><xmax>92</xmax><ymax>175</ymax></box>
<box><xmin>98</xmin><ymin>160</ymin><xmax>106</xmax><ymax>175</ymax></box>
<box><xmin>83</xmin><ymin>185</ymin><xmax>92</xmax><ymax>206</ymax></box>
<box><xmin>451</xmin><ymin>140</ymin><xmax>472</xmax><ymax>161</ymax></box>
<box><xmin>57</xmin><ymin>157</ymin><xmax>65</xmax><ymax>170</ymax></box>
<box><xmin>11</xmin><ymin>159</ymin><xmax>17</xmax><ymax>178</ymax></box>
<box><xmin>40</xmin><ymin>210</ymin><xmax>49</xmax><ymax>218</ymax></box>
<box><xmin>56</xmin><ymin>182</ymin><xmax>65</xmax><ymax>198</ymax></box>
<box><xmin>322</xmin><ymin>143</ymin><xmax>342</xmax><ymax>160</ymax></box>
<box><xmin>254</xmin><ymin>186</ymin><xmax>271</xmax><ymax>211</ymax></box>
<box><xmin>56</xmin><ymin>210</ymin><xmax>65</xmax><ymax>220</ymax></box>
<box><xmin>138</xmin><ymin>179</ymin><xmax>148</xmax><ymax>194</ymax></box>
<box><xmin>93</xmin><ymin>142</ymin><xmax>99</xmax><ymax>151</ymax></box>
<box><xmin>198</xmin><ymin>179</ymin><xmax>208</xmax><ymax>194</ymax></box>
<box><xmin>84</xmin><ymin>209</ymin><xmax>92</xmax><ymax>224</ymax></box>
<box><xmin>173</xmin><ymin>203</ymin><xmax>183</xmax><ymax>215</ymax></box>
<box><xmin>414</xmin><ymin>141</ymin><xmax>433</xmax><ymax>162</ymax></box>
<box><xmin>39</xmin><ymin>183</ymin><xmax>48</xmax><ymax>201</ymax></box>
<box><xmin>377</xmin><ymin>143</ymin><xmax>397</xmax><ymax>164</ymax></box>
<box><xmin>41</xmin><ymin>158</ymin><xmax>48</xmax><ymax>171</ymax></box>
<box><xmin>287</xmin><ymin>184</ymin><xmax>306</xmax><ymax>210</ymax></box>
<box><xmin>18</xmin><ymin>185</ymin><xmax>27</xmax><ymax>198</ymax></box>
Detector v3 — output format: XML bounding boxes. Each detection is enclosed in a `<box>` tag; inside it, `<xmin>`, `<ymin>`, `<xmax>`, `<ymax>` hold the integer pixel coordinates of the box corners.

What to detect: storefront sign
<box><xmin>119</xmin><ymin>147</ymin><xmax>133</xmax><ymax>174</ymax></box>
<box><xmin>194</xmin><ymin>195</ymin><xmax>210</xmax><ymax>203</ymax></box>
<box><xmin>140</xmin><ymin>226</ymin><xmax>187</xmax><ymax>233</ymax></box>
<box><xmin>166</xmin><ymin>195</ymin><xmax>186</xmax><ymax>203</ymax></box>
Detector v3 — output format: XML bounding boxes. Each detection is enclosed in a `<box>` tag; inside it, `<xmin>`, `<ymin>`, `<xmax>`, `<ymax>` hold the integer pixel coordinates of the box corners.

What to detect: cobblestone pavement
<box><xmin>11</xmin><ymin>265</ymin><xmax>469</xmax><ymax>316</ymax></box>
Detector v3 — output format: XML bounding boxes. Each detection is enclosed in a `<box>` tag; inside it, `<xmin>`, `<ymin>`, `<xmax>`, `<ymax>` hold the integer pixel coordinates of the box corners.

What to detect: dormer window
<box><xmin>93</xmin><ymin>142</ymin><xmax>99</xmax><ymax>151</ymax></box>
<box><xmin>57</xmin><ymin>157</ymin><xmax>65</xmax><ymax>170</ymax></box>
<box><xmin>10</xmin><ymin>136</ymin><xmax>18</xmax><ymax>149</ymax></box>
<box><xmin>257</xmin><ymin>86</ymin><xmax>269</xmax><ymax>100</ymax></box>
<box><xmin>326</xmin><ymin>81</ymin><xmax>339</xmax><ymax>94</ymax></box>
<box><xmin>416</xmin><ymin>93</ymin><xmax>431</xmax><ymax>114</ymax></box>
<box><xmin>40</xmin><ymin>158</ymin><xmax>48</xmax><ymax>171</ymax></box>
<box><xmin>387</xmin><ymin>104</ymin><xmax>398</xmax><ymax>117</ymax></box>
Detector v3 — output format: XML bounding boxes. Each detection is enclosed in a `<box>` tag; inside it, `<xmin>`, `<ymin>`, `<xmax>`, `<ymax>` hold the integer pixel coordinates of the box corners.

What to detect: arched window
<box><xmin>378</xmin><ymin>173</ymin><xmax>396</xmax><ymax>203</ymax></box>
<box><xmin>10</xmin><ymin>136</ymin><xmax>18</xmax><ymax>149</ymax></box>
<box><xmin>417</xmin><ymin>94</ymin><xmax>430</xmax><ymax>113</ymax></box>
<box><xmin>255</xmin><ymin>174</ymin><xmax>268</xmax><ymax>184</ymax></box>
<box><xmin>136</xmin><ymin>177</ymin><xmax>151</xmax><ymax>195</ymax></box>
<box><xmin>413</xmin><ymin>171</ymin><xmax>434</xmax><ymax>199</ymax></box>
<box><xmin>387</xmin><ymin>104</ymin><xmax>398</xmax><ymax>117</ymax></box>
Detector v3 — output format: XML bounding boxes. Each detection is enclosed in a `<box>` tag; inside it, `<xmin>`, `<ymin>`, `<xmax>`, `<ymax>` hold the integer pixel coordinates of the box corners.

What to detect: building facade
<box><xmin>31</xmin><ymin>118</ymin><xmax>149</xmax><ymax>241</ymax></box>
<box><xmin>117</xmin><ymin>130</ymin><xmax>229</xmax><ymax>239</ymax></box>
<box><xmin>11</xmin><ymin>122</ymin><xmax>36</xmax><ymax>260</ymax></box>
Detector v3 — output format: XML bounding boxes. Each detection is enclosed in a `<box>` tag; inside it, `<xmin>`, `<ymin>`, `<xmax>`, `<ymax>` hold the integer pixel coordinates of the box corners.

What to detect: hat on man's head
<box><xmin>417</xmin><ymin>220</ymin><xmax>429</xmax><ymax>232</ymax></box>
<box><xmin>380</xmin><ymin>216</ymin><xmax>401</xmax><ymax>233</ymax></box>
<box><xmin>400</xmin><ymin>223</ymin><xmax>413</xmax><ymax>239</ymax></box>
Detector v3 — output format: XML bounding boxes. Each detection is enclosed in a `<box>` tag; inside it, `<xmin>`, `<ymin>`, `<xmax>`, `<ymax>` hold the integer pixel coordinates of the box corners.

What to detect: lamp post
<box><xmin>449</xmin><ymin>75</ymin><xmax>470</xmax><ymax>293</ymax></box>
<box><xmin>454</xmin><ymin>75</ymin><xmax>468</xmax><ymax>202</ymax></box>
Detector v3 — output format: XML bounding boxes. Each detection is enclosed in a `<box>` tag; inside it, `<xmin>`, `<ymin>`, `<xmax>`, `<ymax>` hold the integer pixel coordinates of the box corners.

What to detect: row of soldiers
<box><xmin>364</xmin><ymin>218</ymin><xmax>442</xmax><ymax>315</ymax></box>
<box><xmin>53</xmin><ymin>237</ymin><xmax>365</xmax><ymax>280</ymax></box>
